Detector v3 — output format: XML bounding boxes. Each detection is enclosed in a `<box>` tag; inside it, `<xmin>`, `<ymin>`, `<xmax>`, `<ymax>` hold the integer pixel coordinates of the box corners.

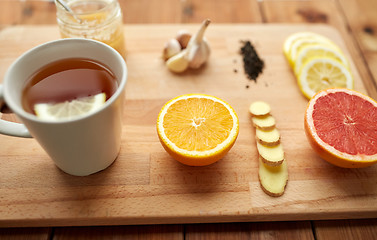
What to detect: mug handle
<box><xmin>0</xmin><ymin>85</ymin><xmax>32</xmax><ymax>138</ymax></box>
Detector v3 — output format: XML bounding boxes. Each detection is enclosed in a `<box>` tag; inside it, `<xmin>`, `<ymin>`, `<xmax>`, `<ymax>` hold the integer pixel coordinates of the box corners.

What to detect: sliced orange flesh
<box><xmin>312</xmin><ymin>91</ymin><xmax>377</xmax><ymax>156</ymax></box>
<box><xmin>163</xmin><ymin>97</ymin><xmax>234</xmax><ymax>151</ymax></box>
<box><xmin>157</xmin><ymin>94</ymin><xmax>239</xmax><ymax>166</ymax></box>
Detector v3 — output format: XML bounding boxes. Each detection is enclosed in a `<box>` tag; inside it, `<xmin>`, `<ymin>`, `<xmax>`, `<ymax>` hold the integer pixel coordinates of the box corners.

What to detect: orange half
<box><xmin>157</xmin><ymin>94</ymin><xmax>239</xmax><ymax>166</ymax></box>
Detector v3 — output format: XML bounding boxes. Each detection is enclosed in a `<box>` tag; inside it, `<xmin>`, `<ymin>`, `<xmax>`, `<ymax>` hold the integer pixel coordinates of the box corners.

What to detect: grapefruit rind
<box><xmin>156</xmin><ymin>93</ymin><xmax>239</xmax><ymax>166</ymax></box>
<box><xmin>305</xmin><ymin>88</ymin><xmax>377</xmax><ymax>168</ymax></box>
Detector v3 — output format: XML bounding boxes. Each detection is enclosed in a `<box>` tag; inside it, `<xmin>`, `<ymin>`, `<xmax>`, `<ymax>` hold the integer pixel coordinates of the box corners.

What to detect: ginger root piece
<box><xmin>249</xmin><ymin>101</ymin><xmax>271</xmax><ymax>117</ymax></box>
<box><xmin>257</xmin><ymin>142</ymin><xmax>285</xmax><ymax>166</ymax></box>
<box><xmin>252</xmin><ymin>115</ymin><xmax>276</xmax><ymax>130</ymax></box>
<box><xmin>250</xmin><ymin>101</ymin><xmax>288</xmax><ymax>197</ymax></box>
<box><xmin>256</xmin><ymin>128</ymin><xmax>280</xmax><ymax>146</ymax></box>
<box><xmin>258</xmin><ymin>156</ymin><xmax>288</xmax><ymax>197</ymax></box>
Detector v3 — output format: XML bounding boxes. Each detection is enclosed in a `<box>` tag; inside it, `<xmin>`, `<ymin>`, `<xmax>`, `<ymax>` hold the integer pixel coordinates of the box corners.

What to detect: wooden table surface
<box><xmin>1</xmin><ymin>0</ymin><xmax>377</xmax><ymax>239</ymax></box>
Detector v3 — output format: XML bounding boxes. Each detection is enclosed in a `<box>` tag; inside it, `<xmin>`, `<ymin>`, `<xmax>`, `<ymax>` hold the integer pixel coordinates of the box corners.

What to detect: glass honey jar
<box><xmin>55</xmin><ymin>0</ymin><xmax>125</xmax><ymax>57</ymax></box>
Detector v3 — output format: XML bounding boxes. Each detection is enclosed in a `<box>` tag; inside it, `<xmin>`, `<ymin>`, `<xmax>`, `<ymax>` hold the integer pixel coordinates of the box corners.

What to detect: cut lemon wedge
<box><xmin>298</xmin><ymin>57</ymin><xmax>353</xmax><ymax>99</ymax></box>
<box><xmin>294</xmin><ymin>44</ymin><xmax>349</xmax><ymax>75</ymax></box>
<box><xmin>156</xmin><ymin>94</ymin><xmax>239</xmax><ymax>166</ymax></box>
<box><xmin>34</xmin><ymin>93</ymin><xmax>106</xmax><ymax>121</ymax></box>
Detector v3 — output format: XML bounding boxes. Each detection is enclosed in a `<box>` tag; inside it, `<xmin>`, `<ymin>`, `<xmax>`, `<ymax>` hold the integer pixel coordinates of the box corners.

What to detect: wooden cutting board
<box><xmin>0</xmin><ymin>24</ymin><xmax>376</xmax><ymax>227</ymax></box>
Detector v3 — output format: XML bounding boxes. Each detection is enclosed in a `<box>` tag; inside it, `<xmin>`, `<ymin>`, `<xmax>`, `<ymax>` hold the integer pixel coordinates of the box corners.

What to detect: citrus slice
<box><xmin>283</xmin><ymin>32</ymin><xmax>325</xmax><ymax>60</ymax></box>
<box><xmin>34</xmin><ymin>93</ymin><xmax>106</xmax><ymax>121</ymax></box>
<box><xmin>289</xmin><ymin>37</ymin><xmax>338</xmax><ymax>65</ymax></box>
<box><xmin>305</xmin><ymin>88</ymin><xmax>377</xmax><ymax>168</ymax></box>
<box><xmin>283</xmin><ymin>32</ymin><xmax>336</xmax><ymax>66</ymax></box>
<box><xmin>298</xmin><ymin>57</ymin><xmax>353</xmax><ymax>99</ymax></box>
<box><xmin>294</xmin><ymin>44</ymin><xmax>349</xmax><ymax>75</ymax></box>
<box><xmin>156</xmin><ymin>93</ymin><xmax>239</xmax><ymax>166</ymax></box>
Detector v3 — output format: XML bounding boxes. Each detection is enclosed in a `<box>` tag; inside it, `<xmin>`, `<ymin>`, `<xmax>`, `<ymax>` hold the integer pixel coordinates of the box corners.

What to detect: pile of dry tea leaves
<box><xmin>240</xmin><ymin>40</ymin><xmax>264</xmax><ymax>82</ymax></box>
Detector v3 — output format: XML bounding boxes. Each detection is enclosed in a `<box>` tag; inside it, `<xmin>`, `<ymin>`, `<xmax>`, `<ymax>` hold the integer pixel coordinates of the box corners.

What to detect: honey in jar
<box><xmin>55</xmin><ymin>0</ymin><xmax>125</xmax><ymax>57</ymax></box>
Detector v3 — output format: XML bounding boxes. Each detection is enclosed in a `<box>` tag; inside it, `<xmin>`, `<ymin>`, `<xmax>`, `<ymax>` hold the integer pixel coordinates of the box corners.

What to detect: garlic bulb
<box><xmin>188</xmin><ymin>38</ymin><xmax>210</xmax><ymax>69</ymax></box>
<box><xmin>186</xmin><ymin>19</ymin><xmax>211</xmax><ymax>69</ymax></box>
<box><xmin>176</xmin><ymin>30</ymin><xmax>192</xmax><ymax>49</ymax></box>
<box><xmin>163</xmin><ymin>38</ymin><xmax>181</xmax><ymax>61</ymax></box>
<box><xmin>164</xmin><ymin>19</ymin><xmax>211</xmax><ymax>73</ymax></box>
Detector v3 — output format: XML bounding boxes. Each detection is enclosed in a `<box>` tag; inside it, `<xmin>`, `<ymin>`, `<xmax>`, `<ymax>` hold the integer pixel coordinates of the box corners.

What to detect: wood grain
<box><xmin>0</xmin><ymin>24</ymin><xmax>376</xmax><ymax>228</ymax></box>
<box><xmin>185</xmin><ymin>222</ymin><xmax>314</xmax><ymax>240</ymax></box>
<box><xmin>181</xmin><ymin>0</ymin><xmax>262</xmax><ymax>23</ymax></box>
<box><xmin>0</xmin><ymin>227</ymin><xmax>51</xmax><ymax>240</ymax></box>
<box><xmin>314</xmin><ymin>219</ymin><xmax>377</xmax><ymax>240</ymax></box>
<box><xmin>262</xmin><ymin>0</ymin><xmax>377</xmax><ymax>105</ymax></box>
<box><xmin>1</xmin><ymin>0</ymin><xmax>377</xmax><ymax>238</ymax></box>
<box><xmin>53</xmin><ymin>225</ymin><xmax>183</xmax><ymax>240</ymax></box>
<box><xmin>120</xmin><ymin>0</ymin><xmax>182</xmax><ymax>24</ymax></box>
<box><xmin>0</xmin><ymin>0</ymin><xmax>23</xmax><ymax>25</ymax></box>
<box><xmin>261</xmin><ymin>1</ymin><xmax>377</xmax><ymax>239</ymax></box>
<box><xmin>339</xmin><ymin>0</ymin><xmax>377</xmax><ymax>97</ymax></box>
<box><xmin>0</xmin><ymin>0</ymin><xmax>262</xmax><ymax>25</ymax></box>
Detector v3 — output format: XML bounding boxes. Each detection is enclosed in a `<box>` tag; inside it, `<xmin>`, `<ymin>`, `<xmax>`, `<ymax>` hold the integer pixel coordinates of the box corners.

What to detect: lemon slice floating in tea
<box><xmin>34</xmin><ymin>93</ymin><xmax>106</xmax><ymax>121</ymax></box>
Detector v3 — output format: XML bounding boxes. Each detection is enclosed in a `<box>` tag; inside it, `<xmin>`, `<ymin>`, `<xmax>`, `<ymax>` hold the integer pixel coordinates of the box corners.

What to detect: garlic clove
<box><xmin>187</xmin><ymin>33</ymin><xmax>211</xmax><ymax>68</ymax></box>
<box><xmin>176</xmin><ymin>30</ymin><xmax>192</xmax><ymax>49</ymax></box>
<box><xmin>186</xmin><ymin>19</ymin><xmax>211</xmax><ymax>49</ymax></box>
<box><xmin>164</xmin><ymin>19</ymin><xmax>211</xmax><ymax>72</ymax></box>
<box><xmin>166</xmin><ymin>50</ymin><xmax>189</xmax><ymax>73</ymax></box>
<box><xmin>163</xmin><ymin>38</ymin><xmax>182</xmax><ymax>61</ymax></box>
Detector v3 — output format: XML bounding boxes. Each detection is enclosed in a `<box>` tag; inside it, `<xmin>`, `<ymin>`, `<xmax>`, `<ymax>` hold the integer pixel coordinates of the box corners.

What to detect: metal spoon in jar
<box><xmin>55</xmin><ymin>0</ymin><xmax>83</xmax><ymax>23</ymax></box>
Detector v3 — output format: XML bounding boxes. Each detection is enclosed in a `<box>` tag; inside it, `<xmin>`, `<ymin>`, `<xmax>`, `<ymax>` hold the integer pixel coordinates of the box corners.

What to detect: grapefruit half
<box><xmin>304</xmin><ymin>88</ymin><xmax>377</xmax><ymax>168</ymax></box>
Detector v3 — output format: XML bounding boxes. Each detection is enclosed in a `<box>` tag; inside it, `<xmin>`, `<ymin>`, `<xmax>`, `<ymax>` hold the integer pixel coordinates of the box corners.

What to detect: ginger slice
<box><xmin>258</xmin><ymin>156</ymin><xmax>288</xmax><ymax>197</ymax></box>
<box><xmin>249</xmin><ymin>101</ymin><xmax>271</xmax><ymax>117</ymax></box>
<box><xmin>256</xmin><ymin>128</ymin><xmax>280</xmax><ymax>146</ymax></box>
<box><xmin>252</xmin><ymin>115</ymin><xmax>276</xmax><ymax>130</ymax></box>
<box><xmin>257</xmin><ymin>141</ymin><xmax>284</xmax><ymax>166</ymax></box>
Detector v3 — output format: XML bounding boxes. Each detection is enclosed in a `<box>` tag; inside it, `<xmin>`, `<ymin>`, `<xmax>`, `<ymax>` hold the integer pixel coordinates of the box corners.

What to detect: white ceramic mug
<box><xmin>0</xmin><ymin>38</ymin><xmax>127</xmax><ymax>176</ymax></box>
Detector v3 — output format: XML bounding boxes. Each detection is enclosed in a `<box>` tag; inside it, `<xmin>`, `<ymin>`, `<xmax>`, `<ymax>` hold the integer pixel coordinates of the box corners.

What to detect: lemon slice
<box><xmin>283</xmin><ymin>32</ymin><xmax>335</xmax><ymax>65</ymax></box>
<box><xmin>283</xmin><ymin>32</ymin><xmax>322</xmax><ymax>58</ymax></box>
<box><xmin>34</xmin><ymin>93</ymin><xmax>106</xmax><ymax>121</ymax></box>
<box><xmin>294</xmin><ymin>44</ymin><xmax>349</xmax><ymax>75</ymax></box>
<box><xmin>298</xmin><ymin>57</ymin><xmax>353</xmax><ymax>99</ymax></box>
<box><xmin>289</xmin><ymin>37</ymin><xmax>338</xmax><ymax>65</ymax></box>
